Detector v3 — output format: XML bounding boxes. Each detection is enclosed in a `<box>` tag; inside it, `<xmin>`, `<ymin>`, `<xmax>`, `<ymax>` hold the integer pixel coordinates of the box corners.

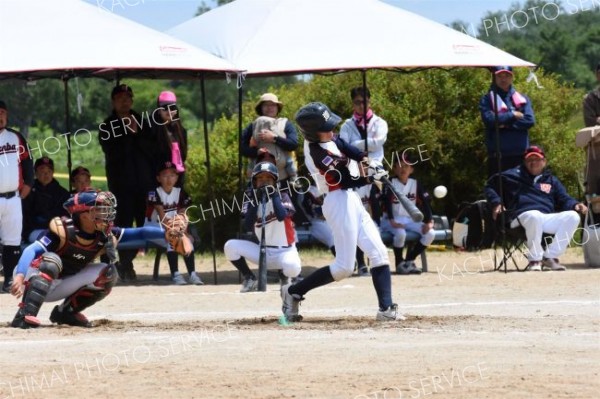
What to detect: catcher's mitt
<box><xmin>163</xmin><ymin>214</ymin><xmax>194</xmax><ymax>256</ymax></box>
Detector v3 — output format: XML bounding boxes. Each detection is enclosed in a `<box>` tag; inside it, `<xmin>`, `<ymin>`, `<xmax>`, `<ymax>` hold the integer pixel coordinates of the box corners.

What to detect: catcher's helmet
<box><xmin>294</xmin><ymin>102</ymin><xmax>341</xmax><ymax>142</ymax></box>
<box><xmin>63</xmin><ymin>189</ymin><xmax>117</xmax><ymax>224</ymax></box>
<box><xmin>251</xmin><ymin>161</ymin><xmax>279</xmax><ymax>187</ymax></box>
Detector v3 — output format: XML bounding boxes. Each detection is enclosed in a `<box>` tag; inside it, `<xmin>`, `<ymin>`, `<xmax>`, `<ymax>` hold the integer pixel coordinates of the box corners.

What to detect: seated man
<box><xmin>22</xmin><ymin>157</ymin><xmax>70</xmax><ymax>243</ymax></box>
<box><xmin>485</xmin><ymin>145</ymin><xmax>588</xmax><ymax>271</ymax></box>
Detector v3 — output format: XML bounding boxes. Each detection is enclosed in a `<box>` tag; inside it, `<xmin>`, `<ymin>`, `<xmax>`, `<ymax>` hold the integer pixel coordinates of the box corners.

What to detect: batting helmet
<box><xmin>294</xmin><ymin>102</ymin><xmax>341</xmax><ymax>143</ymax></box>
<box><xmin>63</xmin><ymin>189</ymin><xmax>117</xmax><ymax>223</ymax></box>
<box><xmin>251</xmin><ymin>161</ymin><xmax>279</xmax><ymax>188</ymax></box>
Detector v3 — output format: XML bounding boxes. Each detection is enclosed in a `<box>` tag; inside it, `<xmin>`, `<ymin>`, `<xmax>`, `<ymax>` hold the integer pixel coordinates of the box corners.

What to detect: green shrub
<box><xmin>186</xmin><ymin>69</ymin><xmax>585</xmax><ymax>248</ymax></box>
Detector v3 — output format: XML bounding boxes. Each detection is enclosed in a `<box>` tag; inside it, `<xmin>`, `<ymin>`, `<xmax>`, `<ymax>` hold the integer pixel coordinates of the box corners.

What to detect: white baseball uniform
<box><xmin>224</xmin><ymin>190</ymin><xmax>301</xmax><ymax>278</ymax></box>
<box><xmin>305</xmin><ymin>136</ymin><xmax>389</xmax><ymax>281</ymax></box>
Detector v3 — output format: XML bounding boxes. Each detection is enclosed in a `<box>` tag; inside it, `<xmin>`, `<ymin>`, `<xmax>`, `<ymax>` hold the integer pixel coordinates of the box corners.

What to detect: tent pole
<box><xmin>361</xmin><ymin>69</ymin><xmax>368</xmax><ymax>155</ymax></box>
<box><xmin>201</xmin><ymin>74</ymin><xmax>218</xmax><ymax>284</ymax></box>
<box><xmin>63</xmin><ymin>76</ymin><xmax>73</xmax><ymax>191</ymax></box>
<box><xmin>490</xmin><ymin>70</ymin><xmax>506</xmax><ymax>238</ymax></box>
<box><xmin>238</xmin><ymin>84</ymin><xmax>244</xmax><ymax>221</ymax></box>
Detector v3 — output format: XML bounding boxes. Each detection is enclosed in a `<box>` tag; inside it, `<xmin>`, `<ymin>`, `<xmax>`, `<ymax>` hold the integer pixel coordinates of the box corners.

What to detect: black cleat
<box><xmin>11</xmin><ymin>309</ymin><xmax>41</xmax><ymax>329</ymax></box>
<box><xmin>50</xmin><ymin>306</ymin><xmax>93</xmax><ymax>328</ymax></box>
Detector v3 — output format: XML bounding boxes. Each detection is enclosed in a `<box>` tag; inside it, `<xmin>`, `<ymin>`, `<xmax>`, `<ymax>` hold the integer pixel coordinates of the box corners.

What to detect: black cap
<box><xmin>295</xmin><ymin>102</ymin><xmax>342</xmax><ymax>135</ymax></box>
<box><xmin>111</xmin><ymin>84</ymin><xmax>134</xmax><ymax>99</ymax></box>
<box><xmin>70</xmin><ymin>166</ymin><xmax>91</xmax><ymax>181</ymax></box>
<box><xmin>0</xmin><ymin>100</ymin><xmax>7</xmax><ymax>111</ymax></box>
<box><xmin>157</xmin><ymin>161</ymin><xmax>179</xmax><ymax>174</ymax></box>
<box><xmin>34</xmin><ymin>156</ymin><xmax>54</xmax><ymax>171</ymax></box>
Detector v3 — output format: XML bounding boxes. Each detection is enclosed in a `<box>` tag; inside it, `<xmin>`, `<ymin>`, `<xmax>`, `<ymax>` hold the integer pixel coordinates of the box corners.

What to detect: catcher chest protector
<box><xmin>452</xmin><ymin>200</ymin><xmax>496</xmax><ymax>251</ymax></box>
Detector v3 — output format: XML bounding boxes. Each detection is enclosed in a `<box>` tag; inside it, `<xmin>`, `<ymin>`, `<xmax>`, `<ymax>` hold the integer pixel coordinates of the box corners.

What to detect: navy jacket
<box><xmin>479</xmin><ymin>85</ymin><xmax>535</xmax><ymax>156</ymax></box>
<box><xmin>22</xmin><ymin>178</ymin><xmax>70</xmax><ymax>240</ymax></box>
<box><xmin>485</xmin><ymin>165</ymin><xmax>579</xmax><ymax>224</ymax></box>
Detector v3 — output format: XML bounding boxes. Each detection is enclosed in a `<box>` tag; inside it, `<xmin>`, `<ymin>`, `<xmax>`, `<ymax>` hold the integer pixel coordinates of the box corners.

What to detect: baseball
<box><xmin>433</xmin><ymin>185</ymin><xmax>448</xmax><ymax>199</ymax></box>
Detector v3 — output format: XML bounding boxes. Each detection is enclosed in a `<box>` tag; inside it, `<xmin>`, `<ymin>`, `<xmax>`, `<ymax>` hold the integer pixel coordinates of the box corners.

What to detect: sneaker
<box><xmin>542</xmin><ymin>258</ymin><xmax>566</xmax><ymax>271</ymax></box>
<box><xmin>188</xmin><ymin>272</ymin><xmax>204</xmax><ymax>285</ymax></box>
<box><xmin>397</xmin><ymin>261</ymin><xmax>421</xmax><ymax>275</ymax></box>
<box><xmin>281</xmin><ymin>283</ymin><xmax>303</xmax><ymax>322</ymax></box>
<box><xmin>405</xmin><ymin>261</ymin><xmax>422</xmax><ymax>275</ymax></box>
<box><xmin>50</xmin><ymin>306</ymin><xmax>92</xmax><ymax>328</ymax></box>
<box><xmin>1</xmin><ymin>284</ymin><xmax>10</xmax><ymax>294</ymax></box>
<box><xmin>172</xmin><ymin>272</ymin><xmax>187</xmax><ymax>285</ymax></box>
<box><xmin>358</xmin><ymin>266</ymin><xmax>370</xmax><ymax>277</ymax></box>
<box><xmin>376</xmin><ymin>304</ymin><xmax>406</xmax><ymax>321</ymax></box>
<box><xmin>240</xmin><ymin>277</ymin><xmax>257</xmax><ymax>293</ymax></box>
<box><xmin>525</xmin><ymin>261</ymin><xmax>542</xmax><ymax>272</ymax></box>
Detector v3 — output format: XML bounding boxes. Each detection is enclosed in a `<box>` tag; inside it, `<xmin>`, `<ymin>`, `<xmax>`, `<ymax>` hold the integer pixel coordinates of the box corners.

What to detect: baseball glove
<box><xmin>163</xmin><ymin>214</ymin><xmax>194</xmax><ymax>256</ymax></box>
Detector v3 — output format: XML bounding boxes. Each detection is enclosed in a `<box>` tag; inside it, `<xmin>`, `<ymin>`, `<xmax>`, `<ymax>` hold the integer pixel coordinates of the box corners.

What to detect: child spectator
<box><xmin>380</xmin><ymin>153</ymin><xmax>435</xmax><ymax>275</ymax></box>
<box><xmin>146</xmin><ymin>162</ymin><xmax>202</xmax><ymax>285</ymax></box>
<box><xmin>70</xmin><ymin>166</ymin><xmax>92</xmax><ymax>193</ymax></box>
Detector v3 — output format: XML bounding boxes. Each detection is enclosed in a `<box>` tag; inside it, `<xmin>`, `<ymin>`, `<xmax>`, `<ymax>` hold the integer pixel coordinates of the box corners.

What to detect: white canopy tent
<box><xmin>0</xmin><ymin>0</ymin><xmax>236</xmax><ymax>79</ymax></box>
<box><xmin>168</xmin><ymin>0</ymin><xmax>534</xmax><ymax>75</ymax></box>
<box><xmin>0</xmin><ymin>0</ymin><xmax>238</xmax><ymax>283</ymax></box>
<box><xmin>168</xmin><ymin>0</ymin><xmax>537</xmax><ymax>288</ymax></box>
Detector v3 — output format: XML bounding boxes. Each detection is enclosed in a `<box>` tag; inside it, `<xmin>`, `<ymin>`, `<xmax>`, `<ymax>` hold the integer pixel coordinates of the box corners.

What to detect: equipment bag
<box><xmin>452</xmin><ymin>200</ymin><xmax>496</xmax><ymax>251</ymax></box>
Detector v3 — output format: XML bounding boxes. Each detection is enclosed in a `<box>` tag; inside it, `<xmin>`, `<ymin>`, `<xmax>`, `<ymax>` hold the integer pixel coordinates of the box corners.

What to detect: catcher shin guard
<box><xmin>51</xmin><ymin>264</ymin><xmax>117</xmax><ymax>328</ymax></box>
<box><xmin>11</xmin><ymin>253</ymin><xmax>63</xmax><ymax>329</ymax></box>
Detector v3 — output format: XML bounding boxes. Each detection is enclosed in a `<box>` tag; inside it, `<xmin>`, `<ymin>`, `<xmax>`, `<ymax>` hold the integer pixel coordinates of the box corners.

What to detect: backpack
<box><xmin>249</xmin><ymin>116</ymin><xmax>292</xmax><ymax>179</ymax></box>
<box><xmin>452</xmin><ymin>200</ymin><xmax>496</xmax><ymax>251</ymax></box>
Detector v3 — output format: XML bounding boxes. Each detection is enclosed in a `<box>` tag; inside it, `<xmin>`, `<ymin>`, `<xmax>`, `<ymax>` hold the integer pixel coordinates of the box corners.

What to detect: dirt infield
<box><xmin>1</xmin><ymin>248</ymin><xmax>599</xmax><ymax>399</ymax></box>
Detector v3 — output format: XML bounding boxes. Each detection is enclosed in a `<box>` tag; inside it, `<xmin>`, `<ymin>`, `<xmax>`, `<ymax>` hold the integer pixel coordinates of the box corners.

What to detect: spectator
<box><xmin>146</xmin><ymin>162</ymin><xmax>203</xmax><ymax>285</ymax></box>
<box><xmin>241</xmin><ymin>93</ymin><xmax>299</xmax><ymax>185</ymax></box>
<box><xmin>152</xmin><ymin>91</ymin><xmax>188</xmax><ymax>186</ymax></box>
<box><xmin>479</xmin><ymin>66</ymin><xmax>536</xmax><ymax>177</ymax></box>
<box><xmin>22</xmin><ymin>156</ymin><xmax>70</xmax><ymax>243</ymax></box>
<box><xmin>340</xmin><ymin>86</ymin><xmax>388</xmax><ymax>276</ymax></box>
<box><xmin>485</xmin><ymin>145</ymin><xmax>588</xmax><ymax>271</ymax></box>
<box><xmin>70</xmin><ymin>166</ymin><xmax>92</xmax><ymax>193</ymax></box>
<box><xmin>98</xmin><ymin>84</ymin><xmax>156</xmax><ymax>281</ymax></box>
<box><xmin>380</xmin><ymin>153</ymin><xmax>434</xmax><ymax>275</ymax></box>
<box><xmin>0</xmin><ymin>100</ymin><xmax>34</xmax><ymax>293</ymax></box>
<box><xmin>583</xmin><ymin>62</ymin><xmax>600</xmax><ymax>127</ymax></box>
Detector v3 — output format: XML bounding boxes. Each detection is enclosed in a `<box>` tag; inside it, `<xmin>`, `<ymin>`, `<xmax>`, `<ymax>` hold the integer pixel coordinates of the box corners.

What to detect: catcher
<box><xmin>146</xmin><ymin>161</ymin><xmax>201</xmax><ymax>285</ymax></box>
<box><xmin>9</xmin><ymin>188</ymin><xmax>192</xmax><ymax>329</ymax></box>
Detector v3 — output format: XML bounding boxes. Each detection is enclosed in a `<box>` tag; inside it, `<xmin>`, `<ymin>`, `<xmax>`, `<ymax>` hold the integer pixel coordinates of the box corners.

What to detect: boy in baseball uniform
<box><xmin>224</xmin><ymin>159</ymin><xmax>301</xmax><ymax>292</ymax></box>
<box><xmin>146</xmin><ymin>162</ymin><xmax>203</xmax><ymax>285</ymax></box>
<box><xmin>281</xmin><ymin>102</ymin><xmax>400</xmax><ymax>322</ymax></box>
<box><xmin>380</xmin><ymin>154</ymin><xmax>435</xmax><ymax>274</ymax></box>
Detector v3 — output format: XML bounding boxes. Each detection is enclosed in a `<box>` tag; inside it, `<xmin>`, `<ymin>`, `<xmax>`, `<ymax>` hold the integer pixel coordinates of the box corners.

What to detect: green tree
<box><xmin>185</xmin><ymin>69</ymin><xmax>584</xmax><ymax>249</ymax></box>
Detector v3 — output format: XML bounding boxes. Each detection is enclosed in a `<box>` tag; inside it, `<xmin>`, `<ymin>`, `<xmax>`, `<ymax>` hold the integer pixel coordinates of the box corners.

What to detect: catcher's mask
<box><xmin>294</xmin><ymin>102</ymin><xmax>341</xmax><ymax>142</ymax></box>
<box><xmin>251</xmin><ymin>161</ymin><xmax>279</xmax><ymax>188</ymax></box>
<box><xmin>63</xmin><ymin>189</ymin><xmax>117</xmax><ymax>234</ymax></box>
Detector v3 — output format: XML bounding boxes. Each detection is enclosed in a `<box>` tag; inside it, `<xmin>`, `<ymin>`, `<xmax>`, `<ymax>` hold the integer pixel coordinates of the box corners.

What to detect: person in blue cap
<box><xmin>479</xmin><ymin>66</ymin><xmax>536</xmax><ymax>177</ymax></box>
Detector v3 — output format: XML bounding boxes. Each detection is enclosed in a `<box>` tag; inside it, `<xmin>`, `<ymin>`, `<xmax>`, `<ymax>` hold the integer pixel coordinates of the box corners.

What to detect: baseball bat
<box><xmin>257</xmin><ymin>191</ymin><xmax>268</xmax><ymax>292</ymax></box>
<box><xmin>380</xmin><ymin>176</ymin><xmax>424</xmax><ymax>222</ymax></box>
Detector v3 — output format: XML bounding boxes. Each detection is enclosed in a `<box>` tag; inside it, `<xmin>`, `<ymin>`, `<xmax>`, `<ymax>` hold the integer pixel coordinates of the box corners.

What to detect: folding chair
<box><xmin>493</xmin><ymin>215</ymin><xmax>553</xmax><ymax>273</ymax></box>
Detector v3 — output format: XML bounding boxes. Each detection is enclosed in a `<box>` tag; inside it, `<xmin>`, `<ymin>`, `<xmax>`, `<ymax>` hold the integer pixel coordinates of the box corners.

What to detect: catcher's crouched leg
<box><xmin>50</xmin><ymin>264</ymin><xmax>117</xmax><ymax>328</ymax></box>
<box><xmin>12</xmin><ymin>253</ymin><xmax>63</xmax><ymax>329</ymax></box>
